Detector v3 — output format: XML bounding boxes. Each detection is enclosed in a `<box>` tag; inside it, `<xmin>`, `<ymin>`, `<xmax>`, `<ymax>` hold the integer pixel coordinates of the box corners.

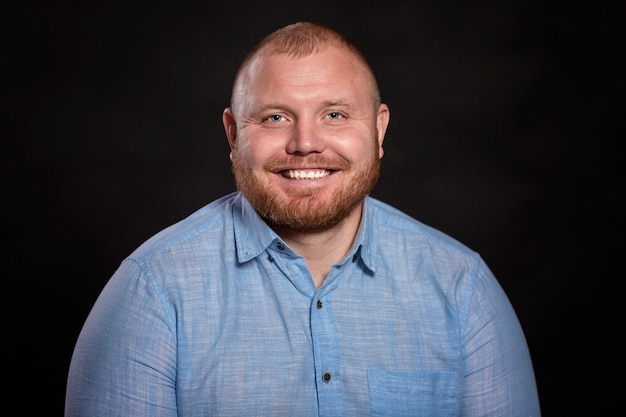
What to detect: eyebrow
<box><xmin>323</xmin><ymin>99</ymin><xmax>355</xmax><ymax>110</ymax></box>
<box><xmin>258</xmin><ymin>99</ymin><xmax>355</xmax><ymax>113</ymax></box>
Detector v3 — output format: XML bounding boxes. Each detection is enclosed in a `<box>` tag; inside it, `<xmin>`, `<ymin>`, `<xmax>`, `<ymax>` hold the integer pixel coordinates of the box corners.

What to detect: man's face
<box><xmin>224</xmin><ymin>44</ymin><xmax>389</xmax><ymax>231</ymax></box>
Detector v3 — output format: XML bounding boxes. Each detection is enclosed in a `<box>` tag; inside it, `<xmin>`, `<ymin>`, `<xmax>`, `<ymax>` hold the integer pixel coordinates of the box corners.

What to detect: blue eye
<box><xmin>327</xmin><ymin>112</ymin><xmax>342</xmax><ymax>120</ymax></box>
<box><xmin>267</xmin><ymin>115</ymin><xmax>283</xmax><ymax>122</ymax></box>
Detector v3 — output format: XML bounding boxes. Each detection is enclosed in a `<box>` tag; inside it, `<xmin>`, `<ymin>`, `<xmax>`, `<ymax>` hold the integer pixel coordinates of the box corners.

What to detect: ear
<box><xmin>375</xmin><ymin>103</ymin><xmax>390</xmax><ymax>159</ymax></box>
<box><xmin>223</xmin><ymin>107</ymin><xmax>237</xmax><ymax>153</ymax></box>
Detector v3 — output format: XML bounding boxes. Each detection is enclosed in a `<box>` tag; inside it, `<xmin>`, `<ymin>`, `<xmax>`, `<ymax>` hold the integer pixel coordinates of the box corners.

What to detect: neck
<box><xmin>274</xmin><ymin>204</ymin><xmax>363</xmax><ymax>288</ymax></box>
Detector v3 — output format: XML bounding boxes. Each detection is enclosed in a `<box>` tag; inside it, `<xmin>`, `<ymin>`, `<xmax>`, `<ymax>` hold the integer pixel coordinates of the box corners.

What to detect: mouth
<box><xmin>280</xmin><ymin>169</ymin><xmax>333</xmax><ymax>179</ymax></box>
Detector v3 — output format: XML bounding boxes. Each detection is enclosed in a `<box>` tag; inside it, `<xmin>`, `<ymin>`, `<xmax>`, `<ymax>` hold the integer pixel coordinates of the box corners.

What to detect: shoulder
<box><xmin>365</xmin><ymin>196</ymin><xmax>500</xmax><ymax>311</ymax></box>
<box><xmin>365</xmin><ymin>196</ymin><xmax>478</xmax><ymax>259</ymax></box>
<box><xmin>128</xmin><ymin>192</ymin><xmax>239</xmax><ymax>262</ymax></box>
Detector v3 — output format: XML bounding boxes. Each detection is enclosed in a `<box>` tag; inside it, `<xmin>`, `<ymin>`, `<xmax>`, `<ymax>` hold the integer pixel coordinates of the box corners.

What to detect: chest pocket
<box><xmin>367</xmin><ymin>369</ymin><xmax>460</xmax><ymax>417</ymax></box>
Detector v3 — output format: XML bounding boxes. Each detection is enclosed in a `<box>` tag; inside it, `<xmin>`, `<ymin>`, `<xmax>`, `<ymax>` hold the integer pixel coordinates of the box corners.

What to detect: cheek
<box><xmin>329</xmin><ymin>126</ymin><xmax>378</xmax><ymax>159</ymax></box>
<box><xmin>338</xmin><ymin>138</ymin><xmax>378</xmax><ymax>165</ymax></box>
<box><xmin>235</xmin><ymin>138</ymin><xmax>275</xmax><ymax>167</ymax></box>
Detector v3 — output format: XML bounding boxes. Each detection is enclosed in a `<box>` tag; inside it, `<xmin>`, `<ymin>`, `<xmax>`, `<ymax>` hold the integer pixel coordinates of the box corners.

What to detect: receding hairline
<box><xmin>230</xmin><ymin>22</ymin><xmax>381</xmax><ymax>110</ymax></box>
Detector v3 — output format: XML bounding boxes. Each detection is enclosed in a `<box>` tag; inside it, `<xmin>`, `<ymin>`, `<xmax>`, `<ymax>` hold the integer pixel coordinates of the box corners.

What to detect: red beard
<box><xmin>231</xmin><ymin>145</ymin><xmax>380</xmax><ymax>232</ymax></box>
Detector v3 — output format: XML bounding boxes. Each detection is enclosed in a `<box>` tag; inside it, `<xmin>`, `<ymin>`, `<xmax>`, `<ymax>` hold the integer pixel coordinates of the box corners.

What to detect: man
<box><xmin>65</xmin><ymin>22</ymin><xmax>541</xmax><ymax>416</ymax></box>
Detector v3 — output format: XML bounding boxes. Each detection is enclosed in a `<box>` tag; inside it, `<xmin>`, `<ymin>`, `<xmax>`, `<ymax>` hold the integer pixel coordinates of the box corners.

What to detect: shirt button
<box><xmin>276</xmin><ymin>242</ymin><xmax>285</xmax><ymax>250</ymax></box>
<box><xmin>322</xmin><ymin>372</ymin><xmax>332</xmax><ymax>383</ymax></box>
<box><xmin>316</xmin><ymin>300</ymin><xmax>323</xmax><ymax>309</ymax></box>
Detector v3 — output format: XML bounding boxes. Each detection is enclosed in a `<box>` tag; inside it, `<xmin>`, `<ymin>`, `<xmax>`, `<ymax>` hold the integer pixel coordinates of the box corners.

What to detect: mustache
<box><xmin>263</xmin><ymin>155</ymin><xmax>350</xmax><ymax>171</ymax></box>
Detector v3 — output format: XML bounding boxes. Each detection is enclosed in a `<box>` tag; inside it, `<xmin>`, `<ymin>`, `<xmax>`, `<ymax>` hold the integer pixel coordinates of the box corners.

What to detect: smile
<box><xmin>282</xmin><ymin>169</ymin><xmax>332</xmax><ymax>179</ymax></box>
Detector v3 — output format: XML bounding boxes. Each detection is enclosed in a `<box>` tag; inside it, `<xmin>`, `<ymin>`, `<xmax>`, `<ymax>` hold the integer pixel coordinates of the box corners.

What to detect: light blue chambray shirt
<box><xmin>66</xmin><ymin>192</ymin><xmax>540</xmax><ymax>416</ymax></box>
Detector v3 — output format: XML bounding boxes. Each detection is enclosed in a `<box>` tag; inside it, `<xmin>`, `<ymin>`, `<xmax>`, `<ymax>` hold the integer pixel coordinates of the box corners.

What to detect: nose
<box><xmin>286</xmin><ymin>120</ymin><xmax>326</xmax><ymax>155</ymax></box>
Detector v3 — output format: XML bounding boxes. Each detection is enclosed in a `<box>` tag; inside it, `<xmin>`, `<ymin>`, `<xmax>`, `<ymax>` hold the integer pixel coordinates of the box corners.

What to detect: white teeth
<box><xmin>285</xmin><ymin>170</ymin><xmax>331</xmax><ymax>179</ymax></box>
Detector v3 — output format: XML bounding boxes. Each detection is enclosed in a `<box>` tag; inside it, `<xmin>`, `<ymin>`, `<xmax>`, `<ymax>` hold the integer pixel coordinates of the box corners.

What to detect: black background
<box><xmin>13</xmin><ymin>1</ymin><xmax>621</xmax><ymax>415</ymax></box>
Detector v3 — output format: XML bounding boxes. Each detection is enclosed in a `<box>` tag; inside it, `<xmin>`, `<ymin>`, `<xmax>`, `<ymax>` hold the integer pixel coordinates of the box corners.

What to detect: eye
<box><xmin>266</xmin><ymin>114</ymin><xmax>284</xmax><ymax>123</ymax></box>
<box><xmin>327</xmin><ymin>112</ymin><xmax>343</xmax><ymax>120</ymax></box>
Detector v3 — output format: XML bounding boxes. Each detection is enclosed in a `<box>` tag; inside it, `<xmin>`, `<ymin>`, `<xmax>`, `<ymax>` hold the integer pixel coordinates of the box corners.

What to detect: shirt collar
<box><xmin>232</xmin><ymin>192</ymin><xmax>378</xmax><ymax>273</ymax></box>
<box><xmin>352</xmin><ymin>196</ymin><xmax>377</xmax><ymax>273</ymax></box>
<box><xmin>232</xmin><ymin>193</ymin><xmax>280</xmax><ymax>263</ymax></box>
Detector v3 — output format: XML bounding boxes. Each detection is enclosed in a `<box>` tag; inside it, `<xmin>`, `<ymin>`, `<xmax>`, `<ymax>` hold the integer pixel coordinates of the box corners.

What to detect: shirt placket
<box><xmin>310</xmin><ymin>268</ymin><xmax>345</xmax><ymax>416</ymax></box>
<box><xmin>270</xmin><ymin>240</ymin><xmax>348</xmax><ymax>416</ymax></box>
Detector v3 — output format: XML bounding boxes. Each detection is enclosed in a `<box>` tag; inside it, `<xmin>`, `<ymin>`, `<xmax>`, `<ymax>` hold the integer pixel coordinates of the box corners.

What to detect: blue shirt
<box><xmin>65</xmin><ymin>192</ymin><xmax>540</xmax><ymax>416</ymax></box>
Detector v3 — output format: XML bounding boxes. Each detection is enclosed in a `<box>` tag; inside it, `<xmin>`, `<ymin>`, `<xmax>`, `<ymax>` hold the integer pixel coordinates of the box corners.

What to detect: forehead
<box><xmin>236</xmin><ymin>44</ymin><xmax>373</xmax><ymax>105</ymax></box>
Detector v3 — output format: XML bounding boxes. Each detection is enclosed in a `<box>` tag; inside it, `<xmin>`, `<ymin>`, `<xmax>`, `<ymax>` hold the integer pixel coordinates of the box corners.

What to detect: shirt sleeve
<box><xmin>65</xmin><ymin>259</ymin><xmax>178</xmax><ymax>417</ymax></box>
<box><xmin>460</xmin><ymin>259</ymin><xmax>541</xmax><ymax>416</ymax></box>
